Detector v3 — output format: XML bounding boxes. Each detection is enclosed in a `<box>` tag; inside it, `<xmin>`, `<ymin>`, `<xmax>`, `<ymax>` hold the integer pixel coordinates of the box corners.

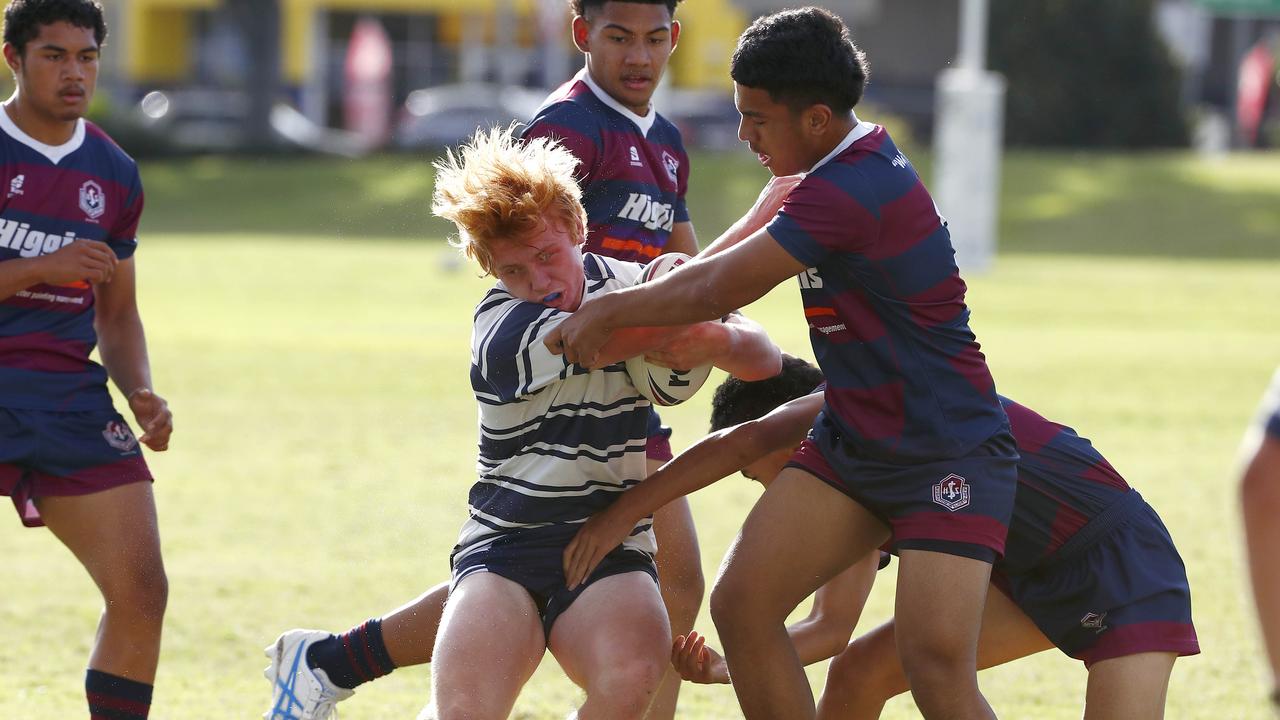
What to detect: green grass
<box><xmin>138</xmin><ymin>149</ymin><xmax>1280</xmax><ymax>260</ymax></box>
<box><xmin>2</xmin><ymin>151</ymin><xmax>1279</xmax><ymax>718</ymax></box>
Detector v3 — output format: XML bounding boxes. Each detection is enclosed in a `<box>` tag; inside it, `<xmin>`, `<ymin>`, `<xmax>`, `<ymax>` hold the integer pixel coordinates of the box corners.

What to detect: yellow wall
<box><xmin>122</xmin><ymin>0</ymin><xmax>745</xmax><ymax>90</ymax></box>
<box><xmin>670</xmin><ymin>0</ymin><xmax>746</xmax><ymax>89</ymax></box>
<box><xmin>124</xmin><ymin>0</ymin><xmax>216</xmax><ymax>83</ymax></box>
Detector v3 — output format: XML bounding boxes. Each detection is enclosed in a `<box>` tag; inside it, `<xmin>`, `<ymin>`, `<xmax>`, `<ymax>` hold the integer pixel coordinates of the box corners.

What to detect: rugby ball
<box><xmin>624</xmin><ymin>253</ymin><xmax>714</xmax><ymax>406</ymax></box>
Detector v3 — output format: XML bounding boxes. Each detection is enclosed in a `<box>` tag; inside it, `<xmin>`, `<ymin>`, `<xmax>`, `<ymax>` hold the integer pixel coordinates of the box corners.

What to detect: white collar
<box><xmin>0</xmin><ymin>95</ymin><xmax>85</xmax><ymax>164</ymax></box>
<box><xmin>579</xmin><ymin>66</ymin><xmax>656</xmax><ymax>136</ymax></box>
<box><xmin>807</xmin><ymin>114</ymin><xmax>875</xmax><ymax>174</ymax></box>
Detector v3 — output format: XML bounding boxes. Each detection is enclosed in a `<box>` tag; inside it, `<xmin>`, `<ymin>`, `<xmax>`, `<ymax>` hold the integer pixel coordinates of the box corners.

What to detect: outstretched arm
<box><xmin>547</xmin><ymin>229</ymin><xmax>807</xmax><ymax>367</ymax></box>
<box><xmin>562</xmin><ymin>392</ymin><xmax>824</xmax><ymax>588</ymax></box>
<box><xmin>700</xmin><ymin>174</ymin><xmax>803</xmax><ymax>258</ymax></box>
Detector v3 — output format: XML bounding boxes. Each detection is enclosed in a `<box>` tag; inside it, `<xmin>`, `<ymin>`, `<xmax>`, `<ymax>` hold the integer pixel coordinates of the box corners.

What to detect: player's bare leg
<box><xmin>647</xmin><ymin>452</ymin><xmax>705</xmax><ymax>720</ymax></box>
<box><xmin>380</xmin><ymin>581</ymin><xmax>450</xmax><ymax>666</ymax></box>
<box><xmin>1242</xmin><ymin>434</ymin><xmax>1280</xmax><ymax>694</ymax></box>
<box><xmin>1082</xmin><ymin>652</ymin><xmax>1176</xmax><ymax>720</ymax></box>
<box><xmin>818</xmin><ymin>585</ymin><xmax>1051</xmax><ymax>720</ymax></box>
<box><xmin>709</xmin><ymin>468</ymin><xmax>889</xmax><ymax>720</ymax></box>
<box><xmin>894</xmin><ymin>550</ymin><xmax>997</xmax><ymax>719</ymax></box>
<box><xmin>425</xmin><ymin>573</ymin><xmax>545</xmax><ymax>720</ymax></box>
<box><xmin>550</xmin><ymin>571</ymin><xmax>671</xmax><ymax>720</ymax></box>
<box><xmin>36</xmin><ymin>481</ymin><xmax>167</xmax><ymax>683</ymax></box>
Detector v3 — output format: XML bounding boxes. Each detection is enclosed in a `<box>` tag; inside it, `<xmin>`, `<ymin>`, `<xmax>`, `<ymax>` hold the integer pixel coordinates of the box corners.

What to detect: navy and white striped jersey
<box><xmin>454</xmin><ymin>253</ymin><xmax>657</xmax><ymax>565</ymax></box>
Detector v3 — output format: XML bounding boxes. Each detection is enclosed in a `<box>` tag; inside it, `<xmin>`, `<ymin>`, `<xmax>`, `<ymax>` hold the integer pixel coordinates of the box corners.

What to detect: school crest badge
<box><xmin>102</xmin><ymin>420</ymin><xmax>138</xmax><ymax>452</ymax></box>
<box><xmin>931</xmin><ymin>473</ymin><xmax>970</xmax><ymax>512</ymax></box>
<box><xmin>661</xmin><ymin>150</ymin><xmax>680</xmax><ymax>184</ymax></box>
<box><xmin>79</xmin><ymin>180</ymin><xmax>105</xmax><ymax>220</ymax></box>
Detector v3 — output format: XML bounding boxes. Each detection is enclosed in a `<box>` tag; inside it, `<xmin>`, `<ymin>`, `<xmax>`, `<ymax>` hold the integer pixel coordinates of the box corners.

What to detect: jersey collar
<box><xmin>807</xmin><ymin>113</ymin><xmax>875</xmax><ymax>174</ymax></box>
<box><xmin>0</xmin><ymin>96</ymin><xmax>86</xmax><ymax>164</ymax></box>
<box><xmin>579</xmin><ymin>66</ymin><xmax>656</xmax><ymax>137</ymax></box>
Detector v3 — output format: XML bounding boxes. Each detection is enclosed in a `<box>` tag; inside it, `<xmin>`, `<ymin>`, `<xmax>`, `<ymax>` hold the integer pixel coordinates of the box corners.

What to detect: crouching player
<box><xmin>262</xmin><ymin>127</ymin><xmax>780</xmax><ymax>720</ymax></box>
<box><xmin>565</xmin><ymin>357</ymin><xmax>1199</xmax><ymax>719</ymax></box>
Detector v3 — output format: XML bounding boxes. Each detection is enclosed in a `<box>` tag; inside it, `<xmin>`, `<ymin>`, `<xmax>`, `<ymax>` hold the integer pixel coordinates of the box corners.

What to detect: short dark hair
<box><xmin>730</xmin><ymin>6</ymin><xmax>870</xmax><ymax>114</ymax></box>
<box><xmin>570</xmin><ymin>0</ymin><xmax>681</xmax><ymax>19</ymax></box>
<box><xmin>3</xmin><ymin>0</ymin><xmax>106</xmax><ymax>54</ymax></box>
<box><xmin>710</xmin><ymin>354</ymin><xmax>825</xmax><ymax>432</ymax></box>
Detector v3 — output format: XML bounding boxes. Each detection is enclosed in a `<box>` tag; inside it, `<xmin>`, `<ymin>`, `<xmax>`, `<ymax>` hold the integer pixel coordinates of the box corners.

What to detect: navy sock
<box><xmin>85</xmin><ymin>669</ymin><xmax>152</xmax><ymax>720</ymax></box>
<box><xmin>305</xmin><ymin>618</ymin><xmax>396</xmax><ymax>690</ymax></box>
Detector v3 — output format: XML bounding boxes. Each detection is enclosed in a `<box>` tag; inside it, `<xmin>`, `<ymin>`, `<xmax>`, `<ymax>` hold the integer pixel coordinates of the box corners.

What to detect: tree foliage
<box><xmin>989</xmin><ymin>0</ymin><xmax>1190</xmax><ymax>148</ymax></box>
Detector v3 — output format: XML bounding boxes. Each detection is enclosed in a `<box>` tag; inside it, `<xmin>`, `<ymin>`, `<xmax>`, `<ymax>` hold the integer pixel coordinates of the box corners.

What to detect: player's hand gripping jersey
<box><xmin>0</xmin><ymin>114</ymin><xmax>144</xmax><ymax>410</ymax></box>
<box><xmin>523</xmin><ymin>69</ymin><xmax>689</xmax><ymax>263</ymax></box>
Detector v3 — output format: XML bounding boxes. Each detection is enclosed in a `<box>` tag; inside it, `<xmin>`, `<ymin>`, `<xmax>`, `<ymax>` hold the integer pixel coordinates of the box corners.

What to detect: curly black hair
<box><xmin>569</xmin><ymin>0</ymin><xmax>681</xmax><ymax>20</ymax></box>
<box><xmin>3</xmin><ymin>0</ymin><xmax>106</xmax><ymax>54</ymax></box>
<box><xmin>709</xmin><ymin>354</ymin><xmax>824</xmax><ymax>432</ymax></box>
<box><xmin>730</xmin><ymin>7</ymin><xmax>870</xmax><ymax>114</ymax></box>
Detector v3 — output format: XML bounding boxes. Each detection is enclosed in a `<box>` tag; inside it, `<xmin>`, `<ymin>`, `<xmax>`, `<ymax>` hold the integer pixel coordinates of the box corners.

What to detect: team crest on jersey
<box><xmin>102</xmin><ymin>420</ymin><xmax>138</xmax><ymax>452</ymax></box>
<box><xmin>8</xmin><ymin>174</ymin><xmax>25</xmax><ymax>197</ymax></box>
<box><xmin>79</xmin><ymin>180</ymin><xmax>105</xmax><ymax>219</ymax></box>
<box><xmin>932</xmin><ymin>473</ymin><xmax>970</xmax><ymax>511</ymax></box>
<box><xmin>661</xmin><ymin>150</ymin><xmax>679</xmax><ymax>183</ymax></box>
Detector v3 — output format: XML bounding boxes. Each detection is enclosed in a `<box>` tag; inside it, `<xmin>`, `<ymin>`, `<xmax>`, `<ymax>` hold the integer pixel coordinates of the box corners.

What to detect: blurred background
<box><xmin>3</xmin><ymin>2</ymin><xmax>1279</xmax><ymax>718</ymax></box>
<box><xmin>10</xmin><ymin>0</ymin><xmax>1277</xmax><ymax>159</ymax></box>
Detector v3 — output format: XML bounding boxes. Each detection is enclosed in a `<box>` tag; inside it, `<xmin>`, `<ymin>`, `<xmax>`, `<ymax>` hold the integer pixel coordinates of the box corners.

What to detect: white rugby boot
<box><xmin>264</xmin><ymin>629</ymin><xmax>354</xmax><ymax>720</ymax></box>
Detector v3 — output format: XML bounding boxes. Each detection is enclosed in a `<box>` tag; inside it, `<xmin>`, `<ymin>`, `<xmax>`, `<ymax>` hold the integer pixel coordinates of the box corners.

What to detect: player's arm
<box><xmin>94</xmin><ymin>257</ymin><xmax>172</xmax><ymax>451</ymax></box>
<box><xmin>671</xmin><ymin>550</ymin><xmax>881</xmax><ymax>684</ymax></box>
<box><xmin>547</xmin><ymin>229</ymin><xmax>806</xmax><ymax>367</ymax></box>
<box><xmin>663</xmin><ymin>221</ymin><xmax>699</xmax><ymax>257</ymax></box>
<box><xmin>699</xmin><ymin>175</ymin><xmax>803</xmax><ymax>258</ymax></box>
<box><xmin>643</xmin><ymin>312</ymin><xmax>781</xmax><ymax>381</ymax></box>
<box><xmin>563</xmin><ymin>391</ymin><xmax>823</xmax><ymax>588</ymax></box>
<box><xmin>0</xmin><ymin>240</ymin><xmax>117</xmax><ymax>301</ymax></box>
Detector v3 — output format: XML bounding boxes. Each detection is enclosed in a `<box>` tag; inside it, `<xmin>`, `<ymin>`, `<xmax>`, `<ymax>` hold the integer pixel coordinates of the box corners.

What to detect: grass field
<box><xmin>1</xmin><ymin>149</ymin><xmax>1278</xmax><ymax>718</ymax></box>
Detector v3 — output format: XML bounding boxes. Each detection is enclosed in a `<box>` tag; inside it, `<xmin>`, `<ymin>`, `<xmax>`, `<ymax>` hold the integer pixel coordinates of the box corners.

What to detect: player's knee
<box><xmin>827</xmin><ymin>639</ymin><xmax>902</xmax><ymax>707</ymax></box>
<box><xmin>708</xmin><ymin>579</ymin><xmax>760</xmax><ymax>640</ymax></box>
<box><xmin>429</xmin><ymin>694</ymin><xmax>507</xmax><ymax>720</ymax></box>
<box><xmin>588</xmin><ymin>656</ymin><xmax>666</xmax><ymax>716</ymax></box>
<box><xmin>102</xmin><ymin>559</ymin><xmax>168</xmax><ymax>621</ymax></box>
<box><xmin>897</xmin><ymin>634</ymin><xmax>977</xmax><ymax>697</ymax></box>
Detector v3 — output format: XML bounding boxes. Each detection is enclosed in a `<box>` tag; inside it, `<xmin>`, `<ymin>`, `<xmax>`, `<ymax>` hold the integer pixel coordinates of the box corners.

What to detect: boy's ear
<box><xmin>572</xmin><ymin>15</ymin><xmax>590</xmax><ymax>54</ymax></box>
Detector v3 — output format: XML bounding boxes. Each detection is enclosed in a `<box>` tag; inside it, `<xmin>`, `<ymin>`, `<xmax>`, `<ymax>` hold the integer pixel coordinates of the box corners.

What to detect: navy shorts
<box><xmin>450</xmin><ymin>527</ymin><xmax>659</xmax><ymax>638</ymax></box>
<box><xmin>0</xmin><ymin>407</ymin><xmax>152</xmax><ymax>527</ymax></box>
<box><xmin>992</xmin><ymin>490</ymin><xmax>1199</xmax><ymax>667</ymax></box>
<box><xmin>788</xmin><ymin>411</ymin><xmax>1018</xmax><ymax>563</ymax></box>
<box><xmin>645</xmin><ymin>408</ymin><xmax>673</xmax><ymax>462</ymax></box>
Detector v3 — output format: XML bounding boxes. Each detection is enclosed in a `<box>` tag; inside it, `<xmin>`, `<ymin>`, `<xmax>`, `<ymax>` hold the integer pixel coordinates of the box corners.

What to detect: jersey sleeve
<box><xmin>471</xmin><ymin>295</ymin><xmax>580</xmax><ymax>403</ymax></box>
<box><xmin>765</xmin><ymin>166</ymin><xmax>881</xmax><ymax>267</ymax></box>
<box><xmin>108</xmin><ymin>163</ymin><xmax>143</xmax><ymax>260</ymax></box>
<box><xmin>522</xmin><ymin>102</ymin><xmax>601</xmax><ymax>188</ymax></box>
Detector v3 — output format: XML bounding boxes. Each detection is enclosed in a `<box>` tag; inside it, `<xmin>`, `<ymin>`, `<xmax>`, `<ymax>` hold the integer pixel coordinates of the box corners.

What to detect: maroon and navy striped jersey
<box><xmin>767</xmin><ymin>122</ymin><xmax>1005</xmax><ymax>462</ymax></box>
<box><xmin>522</xmin><ymin>69</ymin><xmax>689</xmax><ymax>263</ymax></box>
<box><xmin>0</xmin><ymin>115</ymin><xmax>144</xmax><ymax>411</ymax></box>
<box><xmin>999</xmin><ymin>397</ymin><xmax>1132</xmax><ymax>573</ymax></box>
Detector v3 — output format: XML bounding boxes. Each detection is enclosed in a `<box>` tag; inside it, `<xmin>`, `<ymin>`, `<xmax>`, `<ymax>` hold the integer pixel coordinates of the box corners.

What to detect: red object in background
<box><xmin>343</xmin><ymin>17</ymin><xmax>393</xmax><ymax>147</ymax></box>
<box><xmin>1237</xmin><ymin>41</ymin><xmax>1275</xmax><ymax>147</ymax></box>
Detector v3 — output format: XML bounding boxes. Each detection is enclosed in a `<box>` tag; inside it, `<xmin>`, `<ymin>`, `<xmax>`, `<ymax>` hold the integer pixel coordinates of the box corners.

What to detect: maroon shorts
<box><xmin>0</xmin><ymin>407</ymin><xmax>152</xmax><ymax>527</ymax></box>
